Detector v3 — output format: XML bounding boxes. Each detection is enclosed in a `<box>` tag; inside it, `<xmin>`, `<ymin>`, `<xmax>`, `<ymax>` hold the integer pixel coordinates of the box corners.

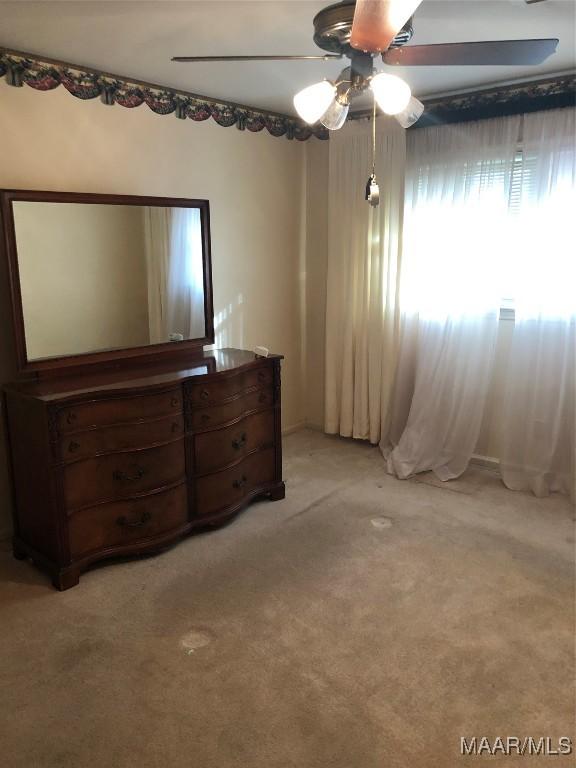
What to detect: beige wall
<box><xmin>303</xmin><ymin>138</ymin><xmax>329</xmax><ymax>430</ymax></box>
<box><xmin>0</xmin><ymin>82</ymin><xmax>307</xmax><ymax>536</ymax></box>
<box><xmin>14</xmin><ymin>202</ymin><xmax>149</xmax><ymax>360</ymax></box>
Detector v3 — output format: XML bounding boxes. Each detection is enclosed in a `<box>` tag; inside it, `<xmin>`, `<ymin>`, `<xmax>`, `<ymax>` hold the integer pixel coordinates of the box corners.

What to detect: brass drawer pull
<box><xmin>200</xmin><ymin>389</ymin><xmax>210</xmax><ymax>401</ymax></box>
<box><xmin>68</xmin><ymin>440</ymin><xmax>80</xmax><ymax>453</ymax></box>
<box><xmin>170</xmin><ymin>397</ymin><xmax>179</xmax><ymax>407</ymax></box>
<box><xmin>231</xmin><ymin>432</ymin><xmax>247</xmax><ymax>450</ymax></box>
<box><xmin>66</xmin><ymin>412</ymin><xmax>77</xmax><ymax>425</ymax></box>
<box><xmin>116</xmin><ymin>510</ymin><xmax>151</xmax><ymax>528</ymax></box>
<box><xmin>113</xmin><ymin>466</ymin><xmax>146</xmax><ymax>482</ymax></box>
<box><xmin>233</xmin><ymin>474</ymin><xmax>248</xmax><ymax>489</ymax></box>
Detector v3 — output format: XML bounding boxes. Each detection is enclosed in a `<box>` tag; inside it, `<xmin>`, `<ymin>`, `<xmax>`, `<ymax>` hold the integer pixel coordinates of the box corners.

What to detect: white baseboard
<box><xmin>281</xmin><ymin>426</ymin><xmax>501</xmax><ymax>473</ymax></box>
<box><xmin>471</xmin><ymin>453</ymin><xmax>500</xmax><ymax>471</ymax></box>
<box><xmin>282</xmin><ymin>421</ymin><xmax>307</xmax><ymax>436</ymax></box>
<box><xmin>303</xmin><ymin>421</ymin><xmax>324</xmax><ymax>433</ymax></box>
<box><xmin>282</xmin><ymin>421</ymin><xmax>327</xmax><ymax>437</ymax></box>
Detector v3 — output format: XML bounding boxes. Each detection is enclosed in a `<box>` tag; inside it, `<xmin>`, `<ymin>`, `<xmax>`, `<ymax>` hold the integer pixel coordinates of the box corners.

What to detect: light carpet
<box><xmin>0</xmin><ymin>429</ymin><xmax>574</xmax><ymax>768</ymax></box>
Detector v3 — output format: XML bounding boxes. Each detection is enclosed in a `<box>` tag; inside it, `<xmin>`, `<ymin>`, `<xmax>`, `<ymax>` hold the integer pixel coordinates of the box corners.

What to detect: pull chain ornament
<box><xmin>365</xmin><ymin>95</ymin><xmax>380</xmax><ymax>207</ymax></box>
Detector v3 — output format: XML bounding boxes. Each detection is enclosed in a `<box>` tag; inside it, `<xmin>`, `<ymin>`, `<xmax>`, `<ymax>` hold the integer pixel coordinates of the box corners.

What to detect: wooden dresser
<box><xmin>4</xmin><ymin>349</ymin><xmax>285</xmax><ymax>590</ymax></box>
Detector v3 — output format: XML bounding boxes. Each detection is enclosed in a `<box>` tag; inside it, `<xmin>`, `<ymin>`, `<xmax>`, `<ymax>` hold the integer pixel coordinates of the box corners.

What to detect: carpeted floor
<box><xmin>0</xmin><ymin>429</ymin><xmax>574</xmax><ymax>768</ymax></box>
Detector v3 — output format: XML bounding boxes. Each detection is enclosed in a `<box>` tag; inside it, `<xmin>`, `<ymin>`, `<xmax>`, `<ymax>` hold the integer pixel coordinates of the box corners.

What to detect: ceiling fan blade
<box><xmin>350</xmin><ymin>0</ymin><xmax>424</xmax><ymax>53</ymax></box>
<box><xmin>383</xmin><ymin>39</ymin><xmax>559</xmax><ymax>66</ymax></box>
<box><xmin>172</xmin><ymin>55</ymin><xmax>342</xmax><ymax>62</ymax></box>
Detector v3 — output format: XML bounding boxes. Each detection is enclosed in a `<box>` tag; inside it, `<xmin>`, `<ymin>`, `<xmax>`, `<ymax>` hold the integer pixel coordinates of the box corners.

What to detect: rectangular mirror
<box><xmin>1</xmin><ymin>191</ymin><xmax>213</xmax><ymax>373</ymax></box>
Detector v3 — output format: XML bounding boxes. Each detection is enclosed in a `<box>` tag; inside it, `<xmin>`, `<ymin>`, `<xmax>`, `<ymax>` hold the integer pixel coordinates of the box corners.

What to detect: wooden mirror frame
<box><xmin>0</xmin><ymin>190</ymin><xmax>214</xmax><ymax>377</ymax></box>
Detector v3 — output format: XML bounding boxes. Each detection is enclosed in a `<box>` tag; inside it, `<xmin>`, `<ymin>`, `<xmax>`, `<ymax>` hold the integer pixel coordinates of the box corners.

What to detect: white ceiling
<box><xmin>0</xmin><ymin>0</ymin><xmax>574</xmax><ymax>115</ymax></box>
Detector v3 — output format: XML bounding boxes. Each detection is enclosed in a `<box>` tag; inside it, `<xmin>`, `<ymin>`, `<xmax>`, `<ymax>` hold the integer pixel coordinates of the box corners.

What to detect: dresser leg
<box><xmin>12</xmin><ymin>539</ymin><xmax>28</xmax><ymax>561</ymax></box>
<box><xmin>52</xmin><ymin>567</ymin><xmax>80</xmax><ymax>591</ymax></box>
<box><xmin>269</xmin><ymin>482</ymin><xmax>286</xmax><ymax>502</ymax></box>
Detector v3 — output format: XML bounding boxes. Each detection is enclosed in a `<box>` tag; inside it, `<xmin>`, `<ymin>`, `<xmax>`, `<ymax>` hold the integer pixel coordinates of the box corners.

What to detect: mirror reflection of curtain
<box><xmin>144</xmin><ymin>207</ymin><xmax>205</xmax><ymax>344</ymax></box>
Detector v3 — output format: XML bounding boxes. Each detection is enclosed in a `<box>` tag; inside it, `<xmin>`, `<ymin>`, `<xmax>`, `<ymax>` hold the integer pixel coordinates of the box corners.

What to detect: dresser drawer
<box><xmin>194</xmin><ymin>410</ymin><xmax>275</xmax><ymax>475</ymax></box>
<box><xmin>59</xmin><ymin>414</ymin><xmax>184</xmax><ymax>463</ymax></box>
<box><xmin>196</xmin><ymin>447</ymin><xmax>275</xmax><ymax>517</ymax></box>
<box><xmin>69</xmin><ymin>483</ymin><xmax>188</xmax><ymax>558</ymax></box>
<box><xmin>57</xmin><ymin>389</ymin><xmax>183</xmax><ymax>433</ymax></box>
<box><xmin>63</xmin><ymin>440</ymin><xmax>185</xmax><ymax>511</ymax></box>
<box><xmin>191</xmin><ymin>387</ymin><xmax>273</xmax><ymax>431</ymax></box>
<box><xmin>188</xmin><ymin>366</ymin><xmax>272</xmax><ymax>407</ymax></box>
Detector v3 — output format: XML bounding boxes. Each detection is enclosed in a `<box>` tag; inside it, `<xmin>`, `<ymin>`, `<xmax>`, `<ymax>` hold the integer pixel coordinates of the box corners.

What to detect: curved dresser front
<box><xmin>4</xmin><ymin>348</ymin><xmax>285</xmax><ymax>589</ymax></box>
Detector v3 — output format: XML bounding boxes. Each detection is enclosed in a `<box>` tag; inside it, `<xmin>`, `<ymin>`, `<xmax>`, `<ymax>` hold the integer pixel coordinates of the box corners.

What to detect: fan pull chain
<box><xmin>365</xmin><ymin>95</ymin><xmax>380</xmax><ymax>207</ymax></box>
<box><xmin>372</xmin><ymin>95</ymin><xmax>376</xmax><ymax>176</ymax></box>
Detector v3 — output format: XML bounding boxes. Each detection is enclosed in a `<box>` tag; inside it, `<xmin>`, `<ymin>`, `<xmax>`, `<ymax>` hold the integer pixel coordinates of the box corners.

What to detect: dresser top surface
<box><xmin>5</xmin><ymin>348</ymin><xmax>281</xmax><ymax>402</ymax></box>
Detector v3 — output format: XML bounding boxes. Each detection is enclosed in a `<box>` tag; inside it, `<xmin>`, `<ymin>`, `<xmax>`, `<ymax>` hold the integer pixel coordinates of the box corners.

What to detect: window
<box><xmin>404</xmin><ymin>113</ymin><xmax>575</xmax><ymax>323</ymax></box>
<box><xmin>499</xmin><ymin>147</ymin><xmax>538</xmax><ymax>315</ymax></box>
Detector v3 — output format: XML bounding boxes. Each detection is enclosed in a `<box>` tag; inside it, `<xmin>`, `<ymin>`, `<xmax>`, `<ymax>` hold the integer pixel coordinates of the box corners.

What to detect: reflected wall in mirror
<box><xmin>1</xmin><ymin>192</ymin><xmax>212</xmax><ymax>371</ymax></box>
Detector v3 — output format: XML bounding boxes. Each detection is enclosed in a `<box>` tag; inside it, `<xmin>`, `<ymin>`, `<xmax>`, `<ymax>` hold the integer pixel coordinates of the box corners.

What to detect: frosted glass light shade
<box><xmin>370</xmin><ymin>73</ymin><xmax>411</xmax><ymax>115</ymax></box>
<box><xmin>294</xmin><ymin>81</ymin><xmax>336</xmax><ymax>124</ymax></box>
<box><xmin>320</xmin><ymin>99</ymin><xmax>349</xmax><ymax>131</ymax></box>
<box><xmin>395</xmin><ymin>96</ymin><xmax>424</xmax><ymax>128</ymax></box>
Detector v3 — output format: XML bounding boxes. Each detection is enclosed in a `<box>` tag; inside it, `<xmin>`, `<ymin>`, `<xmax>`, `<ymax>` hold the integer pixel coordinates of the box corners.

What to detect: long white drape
<box><xmin>144</xmin><ymin>207</ymin><xmax>205</xmax><ymax>344</ymax></box>
<box><xmin>144</xmin><ymin>207</ymin><xmax>170</xmax><ymax>344</ymax></box>
<box><xmin>382</xmin><ymin>116</ymin><xmax>521</xmax><ymax>479</ymax></box>
<box><xmin>500</xmin><ymin>108</ymin><xmax>576</xmax><ymax>498</ymax></box>
<box><xmin>325</xmin><ymin>118</ymin><xmax>405</xmax><ymax>444</ymax></box>
<box><xmin>324</xmin><ymin>106</ymin><xmax>574</xmax><ymax>497</ymax></box>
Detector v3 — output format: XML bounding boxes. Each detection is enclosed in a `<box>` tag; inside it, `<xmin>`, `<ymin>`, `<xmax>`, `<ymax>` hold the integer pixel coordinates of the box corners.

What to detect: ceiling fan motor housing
<box><xmin>313</xmin><ymin>0</ymin><xmax>414</xmax><ymax>56</ymax></box>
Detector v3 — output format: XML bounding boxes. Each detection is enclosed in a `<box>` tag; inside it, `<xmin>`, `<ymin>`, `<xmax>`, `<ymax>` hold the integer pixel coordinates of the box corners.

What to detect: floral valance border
<box><xmin>0</xmin><ymin>48</ymin><xmax>328</xmax><ymax>142</ymax></box>
<box><xmin>416</xmin><ymin>72</ymin><xmax>576</xmax><ymax>127</ymax></box>
<box><xmin>350</xmin><ymin>71</ymin><xmax>576</xmax><ymax>127</ymax></box>
<box><xmin>2</xmin><ymin>47</ymin><xmax>573</xmax><ymax>138</ymax></box>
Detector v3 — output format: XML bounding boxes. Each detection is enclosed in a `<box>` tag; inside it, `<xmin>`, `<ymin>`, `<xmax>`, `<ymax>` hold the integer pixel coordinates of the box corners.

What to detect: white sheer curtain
<box><xmin>325</xmin><ymin>117</ymin><xmax>405</xmax><ymax>444</ymax></box>
<box><xmin>166</xmin><ymin>208</ymin><xmax>205</xmax><ymax>340</ymax></box>
<box><xmin>381</xmin><ymin>116</ymin><xmax>521</xmax><ymax>479</ymax></box>
<box><xmin>500</xmin><ymin>108</ymin><xmax>576</xmax><ymax>498</ymax></box>
<box><xmin>144</xmin><ymin>207</ymin><xmax>170</xmax><ymax>344</ymax></box>
<box><xmin>144</xmin><ymin>207</ymin><xmax>205</xmax><ymax>344</ymax></box>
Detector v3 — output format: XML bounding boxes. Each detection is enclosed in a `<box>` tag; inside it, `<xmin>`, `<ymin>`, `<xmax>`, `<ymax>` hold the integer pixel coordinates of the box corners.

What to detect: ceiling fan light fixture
<box><xmin>370</xmin><ymin>72</ymin><xmax>411</xmax><ymax>115</ymax></box>
<box><xmin>293</xmin><ymin>80</ymin><xmax>336</xmax><ymax>124</ymax></box>
<box><xmin>320</xmin><ymin>96</ymin><xmax>350</xmax><ymax>131</ymax></box>
<box><xmin>394</xmin><ymin>95</ymin><xmax>424</xmax><ymax>128</ymax></box>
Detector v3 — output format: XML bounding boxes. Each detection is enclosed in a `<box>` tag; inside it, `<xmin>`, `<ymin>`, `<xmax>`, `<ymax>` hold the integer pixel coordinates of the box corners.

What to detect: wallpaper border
<box><xmin>351</xmin><ymin>72</ymin><xmax>576</xmax><ymax>127</ymax></box>
<box><xmin>2</xmin><ymin>47</ymin><xmax>574</xmax><ymax>137</ymax></box>
<box><xmin>0</xmin><ymin>47</ymin><xmax>329</xmax><ymax>142</ymax></box>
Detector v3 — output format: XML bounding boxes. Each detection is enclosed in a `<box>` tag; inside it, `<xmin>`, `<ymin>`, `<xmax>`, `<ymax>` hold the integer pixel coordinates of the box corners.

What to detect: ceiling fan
<box><xmin>172</xmin><ymin>0</ymin><xmax>559</xmax><ymax>132</ymax></box>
